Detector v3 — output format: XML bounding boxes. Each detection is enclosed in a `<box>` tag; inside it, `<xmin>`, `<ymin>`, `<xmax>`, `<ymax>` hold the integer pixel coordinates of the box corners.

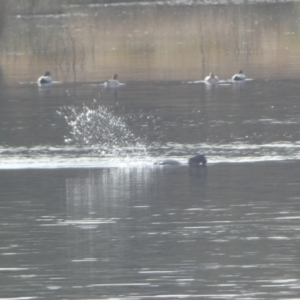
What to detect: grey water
<box><xmin>1</xmin><ymin>1</ymin><xmax>300</xmax><ymax>299</ymax></box>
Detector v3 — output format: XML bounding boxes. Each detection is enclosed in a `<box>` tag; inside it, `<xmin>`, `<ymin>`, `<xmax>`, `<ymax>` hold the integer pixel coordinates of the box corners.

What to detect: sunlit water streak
<box><xmin>0</xmin><ymin>141</ymin><xmax>299</xmax><ymax>169</ymax></box>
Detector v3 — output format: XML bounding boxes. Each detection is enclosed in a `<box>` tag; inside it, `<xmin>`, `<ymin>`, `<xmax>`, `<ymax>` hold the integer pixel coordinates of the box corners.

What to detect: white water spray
<box><xmin>58</xmin><ymin>104</ymin><xmax>148</xmax><ymax>157</ymax></box>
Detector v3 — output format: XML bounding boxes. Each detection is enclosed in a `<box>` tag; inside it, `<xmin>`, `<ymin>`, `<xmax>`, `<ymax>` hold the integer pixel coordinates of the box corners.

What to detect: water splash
<box><xmin>58</xmin><ymin>104</ymin><xmax>148</xmax><ymax>157</ymax></box>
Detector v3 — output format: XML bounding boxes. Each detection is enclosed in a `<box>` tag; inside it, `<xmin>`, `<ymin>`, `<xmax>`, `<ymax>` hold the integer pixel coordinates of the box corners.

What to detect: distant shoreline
<box><xmin>5</xmin><ymin>0</ymin><xmax>300</xmax><ymax>16</ymax></box>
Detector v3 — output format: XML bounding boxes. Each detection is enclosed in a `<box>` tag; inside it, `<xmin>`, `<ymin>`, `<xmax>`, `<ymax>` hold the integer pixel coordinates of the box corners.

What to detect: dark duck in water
<box><xmin>155</xmin><ymin>154</ymin><xmax>207</xmax><ymax>166</ymax></box>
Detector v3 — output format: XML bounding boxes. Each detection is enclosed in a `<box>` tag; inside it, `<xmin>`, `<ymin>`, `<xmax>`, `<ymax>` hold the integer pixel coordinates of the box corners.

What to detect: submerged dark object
<box><xmin>156</xmin><ymin>159</ymin><xmax>181</xmax><ymax>166</ymax></box>
<box><xmin>156</xmin><ymin>154</ymin><xmax>207</xmax><ymax>166</ymax></box>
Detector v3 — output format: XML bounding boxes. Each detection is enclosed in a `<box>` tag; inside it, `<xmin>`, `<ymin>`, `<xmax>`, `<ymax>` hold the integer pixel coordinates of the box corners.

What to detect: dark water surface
<box><xmin>1</xmin><ymin>79</ymin><xmax>300</xmax><ymax>166</ymax></box>
<box><xmin>1</xmin><ymin>78</ymin><xmax>300</xmax><ymax>299</ymax></box>
<box><xmin>1</xmin><ymin>1</ymin><xmax>300</xmax><ymax>299</ymax></box>
<box><xmin>1</xmin><ymin>162</ymin><xmax>300</xmax><ymax>299</ymax></box>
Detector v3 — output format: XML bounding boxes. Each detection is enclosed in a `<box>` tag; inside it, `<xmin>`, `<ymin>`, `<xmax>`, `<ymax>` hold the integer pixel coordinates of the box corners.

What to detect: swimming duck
<box><xmin>232</xmin><ymin>70</ymin><xmax>246</xmax><ymax>81</ymax></box>
<box><xmin>37</xmin><ymin>71</ymin><xmax>53</xmax><ymax>85</ymax></box>
<box><xmin>204</xmin><ymin>72</ymin><xmax>219</xmax><ymax>84</ymax></box>
<box><xmin>188</xmin><ymin>154</ymin><xmax>207</xmax><ymax>165</ymax></box>
<box><xmin>155</xmin><ymin>154</ymin><xmax>207</xmax><ymax>166</ymax></box>
<box><xmin>104</xmin><ymin>74</ymin><xmax>121</xmax><ymax>88</ymax></box>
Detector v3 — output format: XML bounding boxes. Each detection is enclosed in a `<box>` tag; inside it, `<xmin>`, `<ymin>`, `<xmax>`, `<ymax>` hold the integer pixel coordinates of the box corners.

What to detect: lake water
<box><xmin>1</xmin><ymin>1</ymin><xmax>300</xmax><ymax>299</ymax></box>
